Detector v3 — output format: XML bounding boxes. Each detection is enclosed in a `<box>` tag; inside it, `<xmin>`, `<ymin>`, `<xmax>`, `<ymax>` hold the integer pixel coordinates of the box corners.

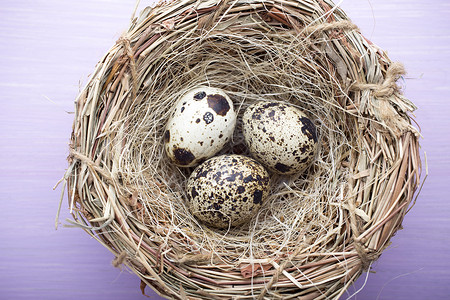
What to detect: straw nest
<box><xmin>61</xmin><ymin>0</ymin><xmax>423</xmax><ymax>298</ymax></box>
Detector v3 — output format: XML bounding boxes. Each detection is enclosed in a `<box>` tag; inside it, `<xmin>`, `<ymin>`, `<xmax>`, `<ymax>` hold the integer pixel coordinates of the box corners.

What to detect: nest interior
<box><xmin>62</xmin><ymin>0</ymin><xmax>422</xmax><ymax>299</ymax></box>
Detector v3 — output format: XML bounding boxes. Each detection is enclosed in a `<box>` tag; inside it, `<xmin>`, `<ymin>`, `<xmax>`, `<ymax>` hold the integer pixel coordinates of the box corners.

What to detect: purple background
<box><xmin>0</xmin><ymin>0</ymin><xmax>448</xmax><ymax>299</ymax></box>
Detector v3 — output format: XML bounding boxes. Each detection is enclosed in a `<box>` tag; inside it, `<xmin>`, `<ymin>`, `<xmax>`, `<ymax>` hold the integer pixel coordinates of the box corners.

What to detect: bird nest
<box><xmin>60</xmin><ymin>0</ymin><xmax>423</xmax><ymax>299</ymax></box>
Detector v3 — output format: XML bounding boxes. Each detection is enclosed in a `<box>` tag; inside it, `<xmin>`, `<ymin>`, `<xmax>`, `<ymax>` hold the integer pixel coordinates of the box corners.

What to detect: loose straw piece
<box><xmin>302</xmin><ymin>20</ymin><xmax>359</xmax><ymax>35</ymax></box>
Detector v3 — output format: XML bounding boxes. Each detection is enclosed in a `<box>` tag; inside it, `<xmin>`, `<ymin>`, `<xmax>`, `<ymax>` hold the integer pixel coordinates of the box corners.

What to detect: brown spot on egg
<box><xmin>226</xmin><ymin>171</ymin><xmax>239</xmax><ymax>182</ymax></box>
<box><xmin>262</xmin><ymin>102</ymin><xmax>278</xmax><ymax>109</ymax></box>
<box><xmin>203</xmin><ymin>112</ymin><xmax>214</xmax><ymax>124</ymax></box>
<box><xmin>252</xmin><ymin>113</ymin><xmax>261</xmax><ymax>120</ymax></box>
<box><xmin>214</xmin><ymin>211</ymin><xmax>228</xmax><ymax>223</ymax></box>
<box><xmin>255</xmin><ymin>174</ymin><xmax>262</xmax><ymax>182</ymax></box>
<box><xmin>196</xmin><ymin>168</ymin><xmax>209</xmax><ymax>178</ymax></box>
<box><xmin>275</xmin><ymin>162</ymin><xmax>292</xmax><ymax>173</ymax></box>
<box><xmin>194</xmin><ymin>91</ymin><xmax>206</xmax><ymax>100</ymax></box>
<box><xmin>253</xmin><ymin>190</ymin><xmax>263</xmax><ymax>205</ymax></box>
<box><xmin>207</xmin><ymin>94</ymin><xmax>230</xmax><ymax>116</ymax></box>
<box><xmin>164</xmin><ymin>130</ymin><xmax>170</xmax><ymax>143</ymax></box>
<box><xmin>180</xmin><ymin>106</ymin><xmax>185</xmax><ymax>113</ymax></box>
<box><xmin>299</xmin><ymin>144</ymin><xmax>310</xmax><ymax>154</ymax></box>
<box><xmin>173</xmin><ymin>148</ymin><xmax>195</xmax><ymax>166</ymax></box>
<box><xmin>237</xmin><ymin>186</ymin><xmax>245</xmax><ymax>194</ymax></box>
<box><xmin>212</xmin><ymin>202</ymin><xmax>222</xmax><ymax>211</ymax></box>
<box><xmin>196</xmin><ymin>118</ymin><xmax>201</xmax><ymax>124</ymax></box>
<box><xmin>190</xmin><ymin>187</ymin><xmax>198</xmax><ymax>199</ymax></box>
<box><xmin>299</xmin><ymin>117</ymin><xmax>317</xmax><ymax>142</ymax></box>
<box><xmin>243</xmin><ymin>175</ymin><xmax>253</xmax><ymax>183</ymax></box>
<box><xmin>213</xmin><ymin>171</ymin><xmax>222</xmax><ymax>181</ymax></box>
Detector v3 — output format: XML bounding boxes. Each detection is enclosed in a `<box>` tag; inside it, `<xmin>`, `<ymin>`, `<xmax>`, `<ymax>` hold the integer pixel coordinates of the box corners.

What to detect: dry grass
<box><xmin>59</xmin><ymin>0</ymin><xmax>422</xmax><ymax>299</ymax></box>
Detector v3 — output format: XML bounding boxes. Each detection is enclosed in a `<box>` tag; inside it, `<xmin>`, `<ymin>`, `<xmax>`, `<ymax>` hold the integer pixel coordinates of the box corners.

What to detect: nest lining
<box><xmin>61</xmin><ymin>0</ymin><xmax>422</xmax><ymax>299</ymax></box>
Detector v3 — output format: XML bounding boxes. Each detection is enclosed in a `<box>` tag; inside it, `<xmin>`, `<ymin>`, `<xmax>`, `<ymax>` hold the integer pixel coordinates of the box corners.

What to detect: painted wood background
<box><xmin>0</xmin><ymin>0</ymin><xmax>448</xmax><ymax>299</ymax></box>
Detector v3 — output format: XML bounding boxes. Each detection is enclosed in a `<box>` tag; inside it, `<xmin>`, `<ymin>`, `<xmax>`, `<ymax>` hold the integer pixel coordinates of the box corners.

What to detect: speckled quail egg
<box><xmin>242</xmin><ymin>101</ymin><xmax>318</xmax><ymax>175</ymax></box>
<box><xmin>164</xmin><ymin>86</ymin><xmax>236</xmax><ymax>167</ymax></box>
<box><xmin>186</xmin><ymin>154</ymin><xmax>270</xmax><ymax>229</ymax></box>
